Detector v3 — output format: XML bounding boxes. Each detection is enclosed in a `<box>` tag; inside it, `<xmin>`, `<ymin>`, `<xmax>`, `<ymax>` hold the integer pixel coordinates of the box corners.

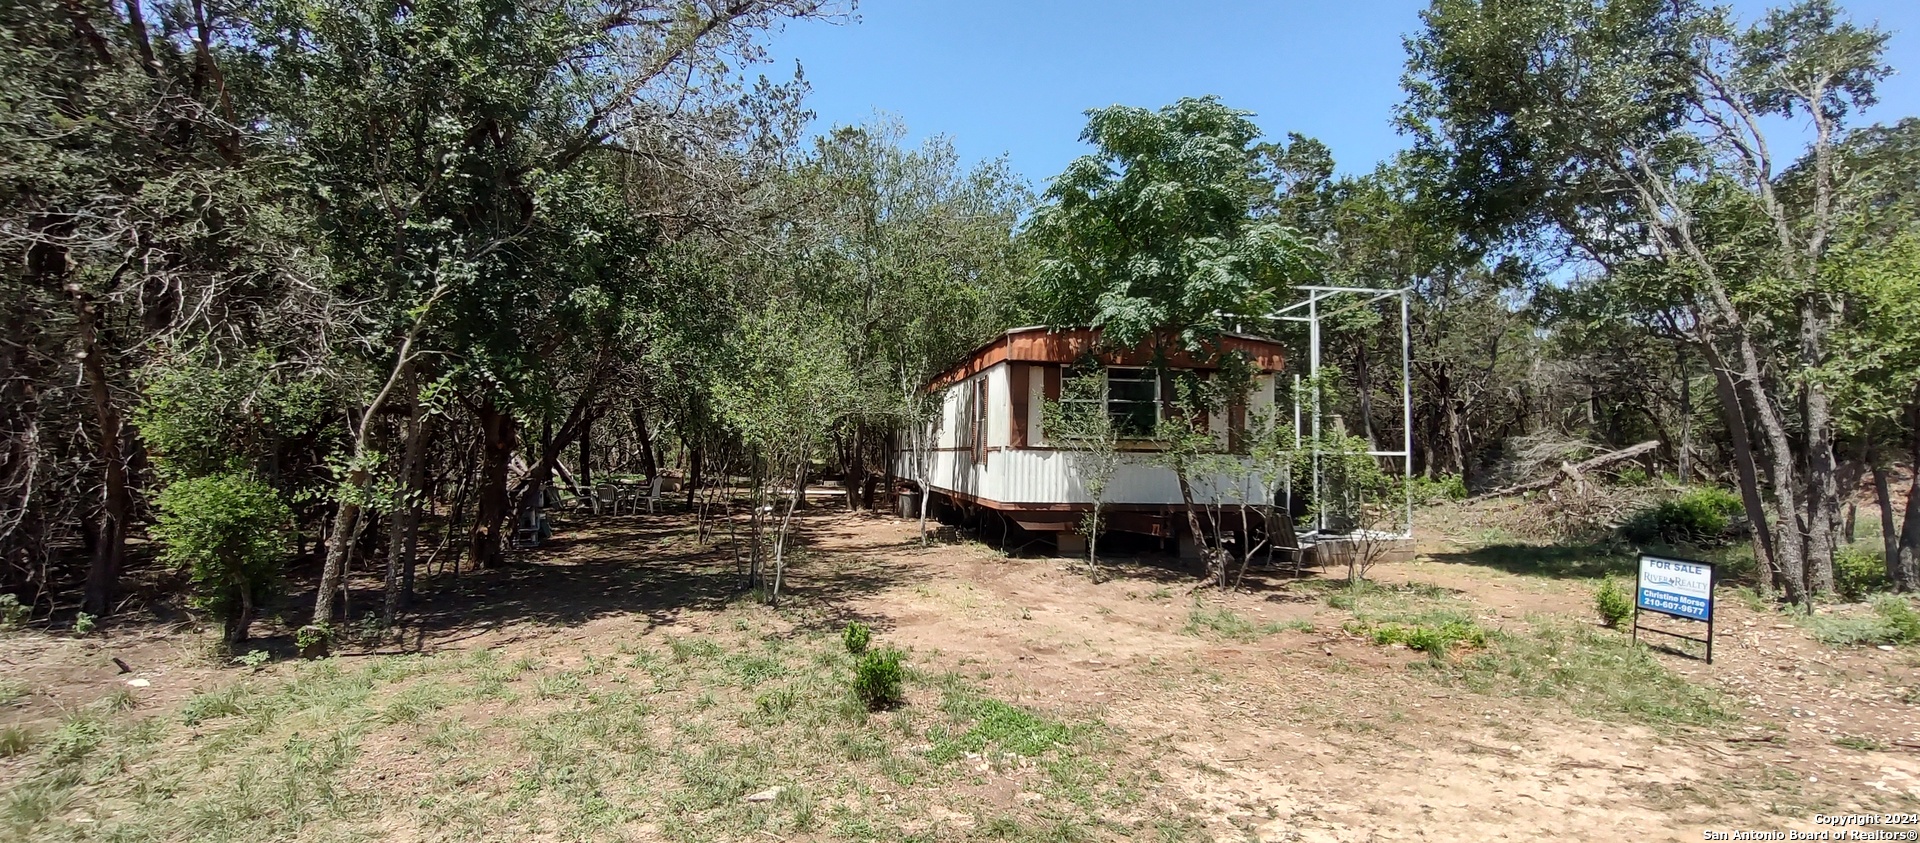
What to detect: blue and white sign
<box><xmin>1637</xmin><ymin>554</ymin><xmax>1714</xmax><ymax>622</ymax></box>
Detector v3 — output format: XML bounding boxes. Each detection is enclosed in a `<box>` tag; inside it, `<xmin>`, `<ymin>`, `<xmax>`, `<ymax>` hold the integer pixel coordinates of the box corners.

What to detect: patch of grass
<box><xmin>1446</xmin><ymin>620</ymin><xmax>1732</xmax><ymax>727</ymax></box>
<box><xmin>1355</xmin><ymin>614</ymin><xmax>1489</xmax><ymax>657</ymax></box>
<box><xmin>1181</xmin><ymin>604</ymin><xmax>1303</xmax><ymax>641</ymax></box>
<box><xmin>666</xmin><ymin>636</ymin><xmax>722</xmax><ymax>662</ymax></box>
<box><xmin>1805</xmin><ymin>595</ymin><xmax>1920</xmax><ymax>646</ymax></box>
<box><xmin>44</xmin><ymin>713</ymin><xmax>107</xmax><ymax>763</ymax></box>
<box><xmin>181</xmin><ymin>684</ymin><xmax>249</xmax><ymax>725</ymax></box>
<box><xmin>2</xmin><ymin>611</ymin><xmax>1191</xmax><ymax>842</ymax></box>
<box><xmin>0</xmin><ymin>725</ymin><xmax>31</xmax><ymax>757</ymax></box>
<box><xmin>933</xmin><ymin>696</ymin><xmax>1074</xmax><ymax>759</ymax></box>
<box><xmin>0</xmin><ymin>677</ymin><xmax>28</xmax><ymax>705</ymax></box>
<box><xmin>1834</xmin><ymin>735</ymin><xmax>1888</xmax><ymax>752</ymax></box>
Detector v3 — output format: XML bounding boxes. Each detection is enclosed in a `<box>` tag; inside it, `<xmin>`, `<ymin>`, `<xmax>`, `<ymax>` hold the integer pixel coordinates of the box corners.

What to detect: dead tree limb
<box><xmin>1482</xmin><ymin>440</ymin><xmax>1661</xmax><ymax>497</ymax></box>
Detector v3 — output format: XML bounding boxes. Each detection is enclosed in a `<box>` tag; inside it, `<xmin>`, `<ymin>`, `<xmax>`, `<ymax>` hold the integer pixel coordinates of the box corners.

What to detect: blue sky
<box><xmin>765</xmin><ymin>0</ymin><xmax>1920</xmax><ymax>189</ymax></box>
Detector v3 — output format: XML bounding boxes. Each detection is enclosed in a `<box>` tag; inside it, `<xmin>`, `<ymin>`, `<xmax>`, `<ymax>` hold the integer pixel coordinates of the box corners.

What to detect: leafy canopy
<box><xmin>1029</xmin><ymin>96</ymin><xmax>1313</xmax><ymax>351</ymax></box>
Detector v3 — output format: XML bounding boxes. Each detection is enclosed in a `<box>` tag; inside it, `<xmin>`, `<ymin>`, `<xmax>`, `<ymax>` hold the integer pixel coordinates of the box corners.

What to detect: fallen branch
<box><xmin>1482</xmin><ymin>440</ymin><xmax>1661</xmax><ymax>497</ymax></box>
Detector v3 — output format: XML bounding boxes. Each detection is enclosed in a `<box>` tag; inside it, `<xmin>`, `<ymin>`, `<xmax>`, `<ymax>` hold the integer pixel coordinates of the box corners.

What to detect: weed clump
<box><xmin>852</xmin><ymin>649</ymin><xmax>905</xmax><ymax>710</ymax></box>
<box><xmin>1361</xmin><ymin>618</ymin><xmax>1488</xmax><ymax>657</ymax></box>
<box><xmin>1806</xmin><ymin>596</ymin><xmax>1920</xmax><ymax>646</ymax></box>
<box><xmin>842</xmin><ymin>621</ymin><xmax>872</xmax><ymax>655</ymax></box>
<box><xmin>1595</xmin><ymin>579</ymin><xmax>1633</xmax><ymax>628</ymax></box>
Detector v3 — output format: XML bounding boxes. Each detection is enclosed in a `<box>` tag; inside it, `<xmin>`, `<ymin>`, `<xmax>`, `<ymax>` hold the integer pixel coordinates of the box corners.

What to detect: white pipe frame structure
<box><xmin>1236</xmin><ymin>284</ymin><xmax>1415</xmax><ymax>542</ymax></box>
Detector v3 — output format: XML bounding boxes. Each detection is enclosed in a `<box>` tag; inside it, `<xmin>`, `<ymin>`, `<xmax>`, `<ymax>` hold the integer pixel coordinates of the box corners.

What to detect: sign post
<box><xmin>1632</xmin><ymin>553</ymin><xmax>1716</xmax><ymax>663</ymax></box>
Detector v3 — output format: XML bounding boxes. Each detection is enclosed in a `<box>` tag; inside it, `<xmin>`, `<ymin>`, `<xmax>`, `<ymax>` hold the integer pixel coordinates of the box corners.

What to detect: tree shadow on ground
<box><xmin>304</xmin><ymin>507</ymin><xmax>921</xmax><ymax>653</ymax></box>
<box><xmin>1427</xmin><ymin>542</ymin><xmax>1638</xmax><ymax>579</ymax></box>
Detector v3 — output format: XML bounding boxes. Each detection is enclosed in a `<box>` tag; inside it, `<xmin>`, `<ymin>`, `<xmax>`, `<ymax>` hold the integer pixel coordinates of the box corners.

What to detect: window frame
<box><xmin>1102</xmin><ymin>367</ymin><xmax>1160</xmax><ymax>438</ymax></box>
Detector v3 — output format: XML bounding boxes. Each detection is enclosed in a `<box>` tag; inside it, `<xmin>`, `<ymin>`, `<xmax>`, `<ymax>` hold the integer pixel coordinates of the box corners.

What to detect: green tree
<box><xmin>1041</xmin><ymin>369</ymin><xmax>1124</xmax><ymax>576</ymax></box>
<box><xmin>1402</xmin><ymin>0</ymin><xmax>1893</xmax><ymax>601</ymax></box>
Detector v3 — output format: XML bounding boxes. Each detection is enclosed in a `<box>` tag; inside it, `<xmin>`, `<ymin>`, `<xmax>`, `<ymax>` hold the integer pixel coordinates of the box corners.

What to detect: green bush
<box><xmin>1875</xmin><ymin>595</ymin><xmax>1920</xmax><ymax>643</ymax></box>
<box><xmin>152</xmin><ymin>471</ymin><xmax>291</xmax><ymax>643</ymax></box>
<box><xmin>1409</xmin><ymin>473</ymin><xmax>1469</xmax><ymax>504</ymax></box>
<box><xmin>842</xmin><ymin>621</ymin><xmax>872</xmax><ymax>655</ymax></box>
<box><xmin>1620</xmin><ymin>486</ymin><xmax>1743</xmax><ymax>546</ymax></box>
<box><xmin>851</xmin><ymin>649</ymin><xmax>905</xmax><ymax>710</ymax></box>
<box><xmin>1595</xmin><ymin>579</ymin><xmax>1634</xmax><ymax>628</ymax></box>
<box><xmin>0</xmin><ymin>593</ymin><xmax>27</xmax><ymax>629</ymax></box>
<box><xmin>1835</xmin><ymin>545</ymin><xmax>1889</xmax><ymax>601</ymax></box>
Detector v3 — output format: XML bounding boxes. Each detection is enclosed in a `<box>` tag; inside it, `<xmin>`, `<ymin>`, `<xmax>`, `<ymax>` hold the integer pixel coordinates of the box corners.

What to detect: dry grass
<box><xmin>2</xmin><ymin>607</ymin><xmax>1201</xmax><ymax>843</ymax></box>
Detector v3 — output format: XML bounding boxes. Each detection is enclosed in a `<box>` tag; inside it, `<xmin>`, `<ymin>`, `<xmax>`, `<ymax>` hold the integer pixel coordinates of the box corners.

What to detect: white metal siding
<box><xmin>895</xmin><ymin>365</ymin><xmax>1281</xmax><ymax>508</ymax></box>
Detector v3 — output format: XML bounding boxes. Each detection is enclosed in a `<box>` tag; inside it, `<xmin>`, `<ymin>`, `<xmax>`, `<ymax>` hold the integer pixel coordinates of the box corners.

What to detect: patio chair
<box><xmin>634</xmin><ymin>476</ymin><xmax>665</xmax><ymax>514</ymax></box>
<box><xmin>593</xmin><ymin>483</ymin><xmax>622</xmax><ymax>516</ymax></box>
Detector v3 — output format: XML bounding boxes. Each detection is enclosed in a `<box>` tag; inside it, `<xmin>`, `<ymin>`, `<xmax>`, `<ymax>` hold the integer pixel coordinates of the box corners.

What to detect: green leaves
<box><xmin>152</xmin><ymin>472</ymin><xmax>292</xmax><ymax>631</ymax></box>
<box><xmin>1030</xmin><ymin>96</ymin><xmax>1315</xmax><ymax>351</ymax></box>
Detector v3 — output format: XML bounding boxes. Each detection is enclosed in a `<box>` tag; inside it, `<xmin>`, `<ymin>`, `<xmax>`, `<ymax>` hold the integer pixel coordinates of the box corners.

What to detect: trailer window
<box><xmin>1105</xmin><ymin>368</ymin><xmax>1159</xmax><ymax>437</ymax></box>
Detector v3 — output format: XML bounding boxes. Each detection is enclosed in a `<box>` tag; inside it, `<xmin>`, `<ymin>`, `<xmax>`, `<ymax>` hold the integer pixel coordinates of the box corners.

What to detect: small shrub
<box><xmin>852</xmin><ymin>649</ymin><xmax>905</xmax><ymax>710</ymax></box>
<box><xmin>1615</xmin><ymin>466</ymin><xmax>1651</xmax><ymax>485</ymax></box>
<box><xmin>1409</xmin><ymin>473</ymin><xmax>1469</xmax><ymax>504</ymax></box>
<box><xmin>73</xmin><ymin>612</ymin><xmax>96</xmax><ymax>636</ymax></box>
<box><xmin>1620</xmin><ymin>486</ymin><xmax>1743</xmax><ymax>547</ymax></box>
<box><xmin>295</xmin><ymin>623</ymin><xmax>330</xmax><ymax>658</ymax></box>
<box><xmin>152</xmin><ymin>471</ymin><xmax>292</xmax><ymax>643</ymax></box>
<box><xmin>1595</xmin><ymin>579</ymin><xmax>1634</xmax><ymax>628</ymax></box>
<box><xmin>1835</xmin><ymin>545</ymin><xmax>1889</xmax><ymax>601</ymax></box>
<box><xmin>842</xmin><ymin>621</ymin><xmax>872</xmax><ymax>655</ymax></box>
<box><xmin>233</xmin><ymin>649</ymin><xmax>271</xmax><ymax>669</ymax></box>
<box><xmin>0</xmin><ymin>593</ymin><xmax>28</xmax><ymax>629</ymax></box>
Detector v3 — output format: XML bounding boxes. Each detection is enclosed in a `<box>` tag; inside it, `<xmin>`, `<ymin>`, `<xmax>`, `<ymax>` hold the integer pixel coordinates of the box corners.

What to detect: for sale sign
<box><xmin>1637</xmin><ymin>554</ymin><xmax>1714</xmax><ymax>622</ymax></box>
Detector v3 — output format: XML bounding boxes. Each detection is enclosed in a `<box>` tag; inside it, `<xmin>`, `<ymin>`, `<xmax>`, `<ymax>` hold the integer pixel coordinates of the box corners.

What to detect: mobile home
<box><xmin>894</xmin><ymin>326</ymin><xmax>1290</xmax><ymax>554</ymax></box>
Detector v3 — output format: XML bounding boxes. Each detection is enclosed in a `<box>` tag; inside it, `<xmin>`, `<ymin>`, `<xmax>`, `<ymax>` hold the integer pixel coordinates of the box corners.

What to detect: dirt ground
<box><xmin>6</xmin><ymin>498</ymin><xmax>1920</xmax><ymax>842</ymax></box>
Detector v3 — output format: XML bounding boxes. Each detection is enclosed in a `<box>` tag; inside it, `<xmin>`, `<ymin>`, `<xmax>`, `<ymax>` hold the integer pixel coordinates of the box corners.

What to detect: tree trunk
<box><xmin>1896</xmin><ymin>410</ymin><xmax>1920</xmax><ymax>593</ymax></box>
<box><xmin>313</xmin><ymin>486</ymin><xmax>361</xmax><ymax>628</ymax></box>
<box><xmin>1733</xmin><ymin>335</ymin><xmax>1808</xmax><ymax>603</ymax></box>
<box><xmin>1174</xmin><ymin>467</ymin><xmax>1226</xmax><ymax>587</ymax></box>
<box><xmin>468</xmin><ymin>399</ymin><xmax>515</xmax><ymax>570</ymax></box>
<box><xmin>633</xmin><ymin>407</ymin><xmax>658</xmax><ymax>480</ymax></box>
<box><xmin>577</xmin><ymin>417</ymin><xmax>593</xmax><ymax>488</ymax></box>
<box><xmin>1677</xmin><ymin>344</ymin><xmax>1692</xmax><ymax>483</ymax></box>
<box><xmin>686</xmin><ymin>442</ymin><xmax>702</xmax><ymax>508</ymax></box>
<box><xmin>73</xmin><ymin>289</ymin><xmax>129</xmax><ymax>617</ymax></box>
<box><xmin>384</xmin><ymin>397</ymin><xmax>428</xmax><ymax>625</ymax></box>
<box><xmin>1354</xmin><ymin>341</ymin><xmax>1378</xmax><ymax>452</ymax></box>
<box><xmin>1705</xmin><ymin>345</ymin><xmax>1778</xmax><ymax>588</ymax></box>
<box><xmin>1870</xmin><ymin>449</ymin><xmax>1900</xmax><ymax>589</ymax></box>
